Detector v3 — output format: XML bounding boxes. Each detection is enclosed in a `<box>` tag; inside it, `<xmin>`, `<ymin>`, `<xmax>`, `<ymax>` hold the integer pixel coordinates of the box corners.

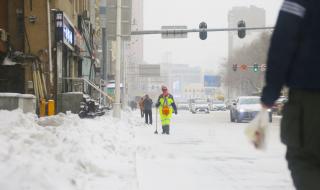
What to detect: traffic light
<box><xmin>232</xmin><ymin>64</ymin><xmax>237</xmax><ymax>72</ymax></box>
<box><xmin>237</xmin><ymin>20</ymin><xmax>246</xmax><ymax>39</ymax></box>
<box><xmin>240</xmin><ymin>64</ymin><xmax>248</xmax><ymax>71</ymax></box>
<box><xmin>199</xmin><ymin>21</ymin><xmax>207</xmax><ymax>40</ymax></box>
<box><xmin>253</xmin><ymin>64</ymin><xmax>259</xmax><ymax>72</ymax></box>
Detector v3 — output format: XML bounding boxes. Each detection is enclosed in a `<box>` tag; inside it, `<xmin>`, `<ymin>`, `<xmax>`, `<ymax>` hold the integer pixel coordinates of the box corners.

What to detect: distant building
<box><xmin>184</xmin><ymin>84</ymin><xmax>206</xmax><ymax>100</ymax></box>
<box><xmin>125</xmin><ymin>0</ymin><xmax>144</xmax><ymax>100</ymax></box>
<box><xmin>169</xmin><ymin>64</ymin><xmax>202</xmax><ymax>99</ymax></box>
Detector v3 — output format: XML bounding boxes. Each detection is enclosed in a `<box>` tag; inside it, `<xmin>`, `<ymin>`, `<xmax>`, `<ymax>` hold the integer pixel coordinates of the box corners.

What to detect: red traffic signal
<box><xmin>240</xmin><ymin>64</ymin><xmax>248</xmax><ymax>71</ymax></box>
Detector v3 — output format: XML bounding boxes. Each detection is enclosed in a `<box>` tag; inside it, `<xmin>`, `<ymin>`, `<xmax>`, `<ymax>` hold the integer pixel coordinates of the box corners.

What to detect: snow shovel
<box><xmin>154</xmin><ymin>108</ymin><xmax>158</xmax><ymax>134</ymax></box>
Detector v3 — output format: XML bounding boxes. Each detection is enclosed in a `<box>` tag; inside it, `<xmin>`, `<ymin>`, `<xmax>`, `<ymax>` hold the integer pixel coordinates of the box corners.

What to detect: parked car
<box><xmin>210</xmin><ymin>100</ymin><xmax>227</xmax><ymax>111</ymax></box>
<box><xmin>230</xmin><ymin>96</ymin><xmax>272</xmax><ymax>123</ymax></box>
<box><xmin>177</xmin><ymin>101</ymin><xmax>190</xmax><ymax>110</ymax></box>
<box><xmin>191</xmin><ymin>99</ymin><xmax>210</xmax><ymax>114</ymax></box>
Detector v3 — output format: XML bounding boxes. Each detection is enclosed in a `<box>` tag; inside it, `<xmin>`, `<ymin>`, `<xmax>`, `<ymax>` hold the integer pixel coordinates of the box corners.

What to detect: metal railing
<box><xmin>62</xmin><ymin>77</ymin><xmax>113</xmax><ymax>104</ymax></box>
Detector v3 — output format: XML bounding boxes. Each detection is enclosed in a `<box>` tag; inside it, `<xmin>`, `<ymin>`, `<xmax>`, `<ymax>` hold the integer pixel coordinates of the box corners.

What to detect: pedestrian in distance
<box><xmin>155</xmin><ymin>85</ymin><xmax>177</xmax><ymax>135</ymax></box>
<box><xmin>129</xmin><ymin>100</ymin><xmax>136</xmax><ymax>111</ymax></box>
<box><xmin>139</xmin><ymin>96</ymin><xmax>145</xmax><ymax>118</ymax></box>
<box><xmin>261</xmin><ymin>1</ymin><xmax>320</xmax><ymax>189</ymax></box>
<box><xmin>143</xmin><ymin>94</ymin><xmax>153</xmax><ymax>125</ymax></box>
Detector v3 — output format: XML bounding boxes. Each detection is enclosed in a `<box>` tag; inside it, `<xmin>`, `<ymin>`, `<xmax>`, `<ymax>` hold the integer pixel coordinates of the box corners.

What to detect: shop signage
<box><xmin>55</xmin><ymin>11</ymin><xmax>74</xmax><ymax>50</ymax></box>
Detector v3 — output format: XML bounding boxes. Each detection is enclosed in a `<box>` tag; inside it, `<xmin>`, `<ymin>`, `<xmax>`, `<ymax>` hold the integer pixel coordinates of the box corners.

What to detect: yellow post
<box><xmin>48</xmin><ymin>99</ymin><xmax>55</xmax><ymax>116</ymax></box>
<box><xmin>39</xmin><ymin>99</ymin><xmax>46</xmax><ymax>117</ymax></box>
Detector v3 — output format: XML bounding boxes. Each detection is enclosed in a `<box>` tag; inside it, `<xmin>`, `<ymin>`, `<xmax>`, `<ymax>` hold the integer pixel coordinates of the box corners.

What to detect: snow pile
<box><xmin>0</xmin><ymin>109</ymin><xmax>139</xmax><ymax>190</ymax></box>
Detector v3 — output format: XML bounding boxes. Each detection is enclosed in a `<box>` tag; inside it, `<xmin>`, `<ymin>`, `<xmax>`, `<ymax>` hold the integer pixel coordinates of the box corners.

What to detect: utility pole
<box><xmin>113</xmin><ymin>0</ymin><xmax>121</xmax><ymax>118</ymax></box>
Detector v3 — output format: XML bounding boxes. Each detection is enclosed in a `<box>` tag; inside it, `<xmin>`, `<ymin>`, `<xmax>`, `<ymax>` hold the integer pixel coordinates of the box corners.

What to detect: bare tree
<box><xmin>222</xmin><ymin>32</ymin><xmax>272</xmax><ymax>99</ymax></box>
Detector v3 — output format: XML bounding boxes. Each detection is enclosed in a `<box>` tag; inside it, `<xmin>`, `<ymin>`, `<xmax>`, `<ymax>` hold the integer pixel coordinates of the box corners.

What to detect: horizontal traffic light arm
<box><xmin>233</xmin><ymin>65</ymin><xmax>262</xmax><ymax>68</ymax></box>
<box><xmin>131</xmin><ymin>26</ymin><xmax>274</xmax><ymax>35</ymax></box>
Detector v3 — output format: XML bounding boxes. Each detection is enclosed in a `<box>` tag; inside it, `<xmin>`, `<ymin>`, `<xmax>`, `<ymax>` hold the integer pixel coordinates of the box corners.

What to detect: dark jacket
<box><xmin>261</xmin><ymin>0</ymin><xmax>320</xmax><ymax>106</ymax></box>
<box><xmin>143</xmin><ymin>97</ymin><xmax>153</xmax><ymax>111</ymax></box>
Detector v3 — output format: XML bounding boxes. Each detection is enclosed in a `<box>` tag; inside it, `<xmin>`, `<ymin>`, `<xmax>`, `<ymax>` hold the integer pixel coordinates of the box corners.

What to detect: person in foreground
<box><xmin>260</xmin><ymin>1</ymin><xmax>320</xmax><ymax>189</ymax></box>
<box><xmin>155</xmin><ymin>86</ymin><xmax>177</xmax><ymax>135</ymax></box>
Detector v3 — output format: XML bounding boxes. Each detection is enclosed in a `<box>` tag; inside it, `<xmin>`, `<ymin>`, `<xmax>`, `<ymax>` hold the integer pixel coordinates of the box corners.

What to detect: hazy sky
<box><xmin>143</xmin><ymin>0</ymin><xmax>283</xmax><ymax>72</ymax></box>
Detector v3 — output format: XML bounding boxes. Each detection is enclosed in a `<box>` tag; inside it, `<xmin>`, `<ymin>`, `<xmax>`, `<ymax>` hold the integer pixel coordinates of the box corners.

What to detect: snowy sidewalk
<box><xmin>0</xmin><ymin>110</ymin><xmax>139</xmax><ymax>190</ymax></box>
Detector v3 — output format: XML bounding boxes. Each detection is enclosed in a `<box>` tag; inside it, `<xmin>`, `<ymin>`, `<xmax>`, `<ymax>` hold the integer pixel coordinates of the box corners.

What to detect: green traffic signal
<box><xmin>253</xmin><ymin>64</ymin><xmax>259</xmax><ymax>72</ymax></box>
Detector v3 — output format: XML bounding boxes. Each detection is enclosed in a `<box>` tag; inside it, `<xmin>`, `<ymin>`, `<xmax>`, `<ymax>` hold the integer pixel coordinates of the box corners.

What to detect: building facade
<box><xmin>169</xmin><ymin>64</ymin><xmax>202</xmax><ymax>100</ymax></box>
<box><xmin>0</xmin><ymin>0</ymin><xmax>101</xmax><ymax>113</ymax></box>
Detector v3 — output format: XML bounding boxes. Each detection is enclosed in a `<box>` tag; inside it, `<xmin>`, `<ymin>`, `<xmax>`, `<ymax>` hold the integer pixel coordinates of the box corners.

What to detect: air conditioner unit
<box><xmin>0</xmin><ymin>29</ymin><xmax>7</xmax><ymax>42</ymax></box>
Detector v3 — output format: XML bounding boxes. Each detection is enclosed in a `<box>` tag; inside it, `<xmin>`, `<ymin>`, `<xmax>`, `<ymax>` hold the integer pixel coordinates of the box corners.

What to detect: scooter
<box><xmin>78</xmin><ymin>98</ymin><xmax>105</xmax><ymax>119</ymax></box>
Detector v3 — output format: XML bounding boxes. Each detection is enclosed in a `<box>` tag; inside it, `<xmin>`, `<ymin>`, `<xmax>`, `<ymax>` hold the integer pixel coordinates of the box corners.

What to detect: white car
<box><xmin>230</xmin><ymin>96</ymin><xmax>272</xmax><ymax>123</ymax></box>
<box><xmin>210</xmin><ymin>100</ymin><xmax>227</xmax><ymax>111</ymax></box>
<box><xmin>191</xmin><ymin>100</ymin><xmax>210</xmax><ymax>114</ymax></box>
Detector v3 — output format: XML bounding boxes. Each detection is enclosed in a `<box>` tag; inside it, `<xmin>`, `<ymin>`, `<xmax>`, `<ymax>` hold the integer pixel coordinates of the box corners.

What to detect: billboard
<box><xmin>204</xmin><ymin>75</ymin><xmax>221</xmax><ymax>87</ymax></box>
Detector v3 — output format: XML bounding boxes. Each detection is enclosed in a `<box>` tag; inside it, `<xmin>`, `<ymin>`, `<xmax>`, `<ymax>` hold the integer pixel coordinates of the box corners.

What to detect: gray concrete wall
<box><xmin>0</xmin><ymin>93</ymin><xmax>36</xmax><ymax>113</ymax></box>
<box><xmin>59</xmin><ymin>92</ymin><xmax>84</xmax><ymax>114</ymax></box>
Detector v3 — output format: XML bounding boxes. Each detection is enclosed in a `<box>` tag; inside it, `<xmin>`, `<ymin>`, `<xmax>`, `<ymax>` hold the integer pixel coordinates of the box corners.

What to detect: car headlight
<box><xmin>267</xmin><ymin>108</ymin><xmax>272</xmax><ymax>112</ymax></box>
<box><xmin>239</xmin><ymin>108</ymin><xmax>245</xmax><ymax>112</ymax></box>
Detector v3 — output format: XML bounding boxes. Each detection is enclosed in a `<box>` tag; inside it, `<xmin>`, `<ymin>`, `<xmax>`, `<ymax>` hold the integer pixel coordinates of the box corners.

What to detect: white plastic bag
<box><xmin>245</xmin><ymin>108</ymin><xmax>269</xmax><ymax>150</ymax></box>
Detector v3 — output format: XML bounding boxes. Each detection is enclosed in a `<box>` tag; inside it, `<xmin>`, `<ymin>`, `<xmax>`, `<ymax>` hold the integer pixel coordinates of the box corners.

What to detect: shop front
<box><xmin>54</xmin><ymin>11</ymin><xmax>81</xmax><ymax>112</ymax></box>
<box><xmin>54</xmin><ymin>11</ymin><xmax>78</xmax><ymax>94</ymax></box>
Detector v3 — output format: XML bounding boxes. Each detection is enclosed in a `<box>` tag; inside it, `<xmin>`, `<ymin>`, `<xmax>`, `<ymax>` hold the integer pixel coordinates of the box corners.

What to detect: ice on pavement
<box><xmin>0</xmin><ymin>109</ymin><xmax>294</xmax><ymax>190</ymax></box>
<box><xmin>0</xmin><ymin>109</ymin><xmax>139</xmax><ymax>190</ymax></box>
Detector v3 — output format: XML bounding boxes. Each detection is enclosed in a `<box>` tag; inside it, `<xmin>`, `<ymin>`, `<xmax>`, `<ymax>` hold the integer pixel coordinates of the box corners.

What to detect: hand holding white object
<box><xmin>245</xmin><ymin>107</ymin><xmax>269</xmax><ymax>150</ymax></box>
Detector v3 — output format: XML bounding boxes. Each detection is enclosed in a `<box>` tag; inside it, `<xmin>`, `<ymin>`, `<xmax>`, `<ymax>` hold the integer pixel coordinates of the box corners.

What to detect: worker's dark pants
<box><xmin>281</xmin><ymin>89</ymin><xmax>320</xmax><ymax>190</ymax></box>
<box><xmin>162</xmin><ymin>125</ymin><xmax>169</xmax><ymax>134</ymax></box>
<box><xmin>144</xmin><ymin>110</ymin><xmax>152</xmax><ymax>125</ymax></box>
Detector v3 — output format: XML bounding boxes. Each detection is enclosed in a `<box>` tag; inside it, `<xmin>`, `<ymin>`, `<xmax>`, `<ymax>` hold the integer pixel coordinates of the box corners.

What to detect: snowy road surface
<box><xmin>135</xmin><ymin>110</ymin><xmax>295</xmax><ymax>190</ymax></box>
<box><xmin>0</xmin><ymin>109</ymin><xmax>294</xmax><ymax>190</ymax></box>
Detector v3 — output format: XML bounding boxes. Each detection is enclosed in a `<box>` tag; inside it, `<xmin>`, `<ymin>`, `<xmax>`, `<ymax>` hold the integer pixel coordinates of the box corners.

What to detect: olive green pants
<box><xmin>281</xmin><ymin>89</ymin><xmax>320</xmax><ymax>190</ymax></box>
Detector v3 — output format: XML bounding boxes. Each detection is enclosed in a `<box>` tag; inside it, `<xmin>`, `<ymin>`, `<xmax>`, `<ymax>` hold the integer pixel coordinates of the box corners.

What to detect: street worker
<box><xmin>261</xmin><ymin>1</ymin><xmax>320</xmax><ymax>189</ymax></box>
<box><xmin>155</xmin><ymin>85</ymin><xmax>177</xmax><ymax>134</ymax></box>
<box><xmin>143</xmin><ymin>94</ymin><xmax>153</xmax><ymax>125</ymax></box>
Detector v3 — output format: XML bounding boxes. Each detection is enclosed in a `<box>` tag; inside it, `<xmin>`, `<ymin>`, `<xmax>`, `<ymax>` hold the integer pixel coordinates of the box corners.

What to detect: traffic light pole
<box><xmin>130</xmin><ymin>26</ymin><xmax>274</xmax><ymax>35</ymax></box>
<box><xmin>113</xmin><ymin>0</ymin><xmax>122</xmax><ymax>118</ymax></box>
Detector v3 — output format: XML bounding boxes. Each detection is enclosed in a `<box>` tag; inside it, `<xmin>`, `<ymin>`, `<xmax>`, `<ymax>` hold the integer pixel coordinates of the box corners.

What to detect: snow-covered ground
<box><xmin>0</xmin><ymin>109</ymin><xmax>294</xmax><ymax>190</ymax></box>
<box><xmin>0</xmin><ymin>109</ymin><xmax>140</xmax><ymax>190</ymax></box>
<box><xmin>134</xmin><ymin>110</ymin><xmax>295</xmax><ymax>190</ymax></box>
